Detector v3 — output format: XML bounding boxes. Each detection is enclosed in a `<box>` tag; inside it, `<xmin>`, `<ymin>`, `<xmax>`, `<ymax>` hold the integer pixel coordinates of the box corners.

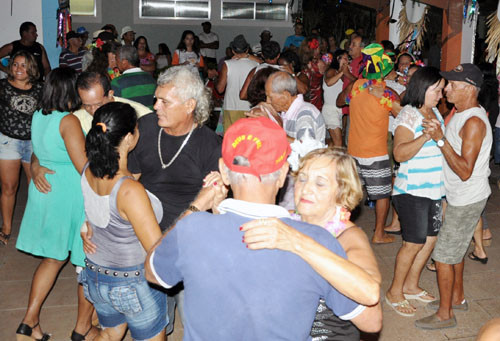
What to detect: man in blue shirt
<box><xmin>283</xmin><ymin>22</ymin><xmax>305</xmax><ymax>51</ymax></box>
<box><xmin>146</xmin><ymin>117</ymin><xmax>367</xmax><ymax>340</ymax></box>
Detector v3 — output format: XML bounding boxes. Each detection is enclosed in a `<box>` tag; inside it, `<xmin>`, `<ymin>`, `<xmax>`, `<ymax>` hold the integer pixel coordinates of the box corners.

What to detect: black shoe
<box><xmin>16</xmin><ymin>322</ymin><xmax>50</xmax><ymax>341</ymax></box>
<box><xmin>71</xmin><ymin>326</ymin><xmax>93</xmax><ymax>341</ymax></box>
<box><xmin>468</xmin><ymin>252</ymin><xmax>488</xmax><ymax>264</ymax></box>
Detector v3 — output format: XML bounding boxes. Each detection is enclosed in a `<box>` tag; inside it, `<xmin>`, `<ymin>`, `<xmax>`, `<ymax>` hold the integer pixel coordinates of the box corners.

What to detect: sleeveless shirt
<box><xmin>82</xmin><ymin>170</ymin><xmax>163</xmax><ymax>267</ymax></box>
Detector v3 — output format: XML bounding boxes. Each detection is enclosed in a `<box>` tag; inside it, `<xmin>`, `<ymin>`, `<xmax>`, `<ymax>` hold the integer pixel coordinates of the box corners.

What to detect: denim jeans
<box><xmin>80</xmin><ymin>260</ymin><xmax>168</xmax><ymax>340</ymax></box>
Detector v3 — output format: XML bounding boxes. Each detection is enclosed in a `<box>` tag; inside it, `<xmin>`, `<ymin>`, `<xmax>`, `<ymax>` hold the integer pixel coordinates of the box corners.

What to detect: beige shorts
<box><xmin>223</xmin><ymin>109</ymin><xmax>246</xmax><ymax>132</ymax></box>
<box><xmin>432</xmin><ymin>198</ymin><xmax>487</xmax><ymax>265</ymax></box>
<box><xmin>321</xmin><ymin>104</ymin><xmax>343</xmax><ymax>130</ymax></box>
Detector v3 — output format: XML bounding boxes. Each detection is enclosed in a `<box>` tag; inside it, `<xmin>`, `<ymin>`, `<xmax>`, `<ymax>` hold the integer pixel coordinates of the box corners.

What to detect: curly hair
<box><xmin>157</xmin><ymin>66</ymin><xmax>211</xmax><ymax>125</ymax></box>
<box><xmin>86</xmin><ymin>41</ymin><xmax>120</xmax><ymax>78</ymax></box>
<box><xmin>8</xmin><ymin>50</ymin><xmax>39</xmax><ymax>83</ymax></box>
<box><xmin>294</xmin><ymin>147</ymin><xmax>363</xmax><ymax>211</ymax></box>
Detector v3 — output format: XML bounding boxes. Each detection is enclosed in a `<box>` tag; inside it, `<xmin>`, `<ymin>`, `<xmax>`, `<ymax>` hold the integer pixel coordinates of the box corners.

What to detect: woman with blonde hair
<box><xmin>242</xmin><ymin>147</ymin><xmax>382</xmax><ymax>340</ymax></box>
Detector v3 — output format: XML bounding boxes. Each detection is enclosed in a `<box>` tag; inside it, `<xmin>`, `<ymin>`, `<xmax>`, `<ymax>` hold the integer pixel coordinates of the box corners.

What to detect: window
<box><xmin>140</xmin><ymin>0</ymin><xmax>210</xmax><ymax>19</ymax></box>
<box><xmin>71</xmin><ymin>0</ymin><xmax>102</xmax><ymax>23</ymax></box>
<box><xmin>221</xmin><ymin>1</ymin><xmax>288</xmax><ymax>20</ymax></box>
<box><xmin>70</xmin><ymin>0</ymin><xmax>96</xmax><ymax>16</ymax></box>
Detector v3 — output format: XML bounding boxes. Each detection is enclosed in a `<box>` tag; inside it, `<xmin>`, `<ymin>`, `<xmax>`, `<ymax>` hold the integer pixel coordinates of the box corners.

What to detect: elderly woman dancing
<box><xmin>242</xmin><ymin>147</ymin><xmax>382</xmax><ymax>339</ymax></box>
<box><xmin>80</xmin><ymin>102</ymin><xmax>166</xmax><ymax>340</ymax></box>
<box><xmin>385</xmin><ymin>66</ymin><xmax>445</xmax><ymax>316</ymax></box>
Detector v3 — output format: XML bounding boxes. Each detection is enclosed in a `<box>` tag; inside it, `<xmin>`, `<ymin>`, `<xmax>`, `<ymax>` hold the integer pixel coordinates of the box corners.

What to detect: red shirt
<box><xmin>342</xmin><ymin>55</ymin><xmax>363</xmax><ymax>115</ymax></box>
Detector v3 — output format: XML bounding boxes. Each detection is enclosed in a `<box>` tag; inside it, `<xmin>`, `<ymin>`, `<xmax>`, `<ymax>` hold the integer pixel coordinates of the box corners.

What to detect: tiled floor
<box><xmin>1</xmin><ymin>166</ymin><xmax>499</xmax><ymax>340</ymax></box>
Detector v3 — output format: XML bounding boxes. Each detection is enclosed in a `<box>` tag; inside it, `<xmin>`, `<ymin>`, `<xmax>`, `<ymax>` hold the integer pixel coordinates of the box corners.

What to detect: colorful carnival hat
<box><xmin>361</xmin><ymin>43</ymin><xmax>394</xmax><ymax>80</ymax></box>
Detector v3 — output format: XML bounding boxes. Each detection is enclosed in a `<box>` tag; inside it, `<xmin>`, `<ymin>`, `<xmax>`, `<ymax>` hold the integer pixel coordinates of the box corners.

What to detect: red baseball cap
<box><xmin>222</xmin><ymin>117</ymin><xmax>291</xmax><ymax>178</ymax></box>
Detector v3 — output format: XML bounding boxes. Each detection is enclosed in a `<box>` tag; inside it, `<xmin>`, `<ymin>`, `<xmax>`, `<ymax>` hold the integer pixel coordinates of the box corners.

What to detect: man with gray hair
<box><xmin>259</xmin><ymin>71</ymin><xmax>325</xmax><ymax>209</ymax></box>
<box><xmin>128</xmin><ymin>66</ymin><xmax>222</xmax><ymax>333</ymax></box>
<box><xmin>146</xmin><ymin>117</ymin><xmax>366</xmax><ymax>340</ymax></box>
<box><xmin>264</xmin><ymin>71</ymin><xmax>326</xmax><ymax>143</ymax></box>
<box><xmin>111</xmin><ymin>45</ymin><xmax>156</xmax><ymax>109</ymax></box>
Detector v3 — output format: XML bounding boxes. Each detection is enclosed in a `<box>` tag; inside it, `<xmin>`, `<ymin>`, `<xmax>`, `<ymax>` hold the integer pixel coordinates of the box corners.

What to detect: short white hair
<box><xmin>270</xmin><ymin>71</ymin><xmax>297</xmax><ymax>96</ymax></box>
<box><xmin>224</xmin><ymin>156</ymin><xmax>282</xmax><ymax>184</ymax></box>
<box><xmin>157</xmin><ymin>66</ymin><xmax>211</xmax><ymax>125</ymax></box>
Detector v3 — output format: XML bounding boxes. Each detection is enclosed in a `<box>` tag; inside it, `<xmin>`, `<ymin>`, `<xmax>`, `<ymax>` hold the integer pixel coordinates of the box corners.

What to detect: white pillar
<box><xmin>461</xmin><ymin>10</ymin><xmax>478</xmax><ymax>63</ymax></box>
<box><xmin>389</xmin><ymin>0</ymin><xmax>403</xmax><ymax>46</ymax></box>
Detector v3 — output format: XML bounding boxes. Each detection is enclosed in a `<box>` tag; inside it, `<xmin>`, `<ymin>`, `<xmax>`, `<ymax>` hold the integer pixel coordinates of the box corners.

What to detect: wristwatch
<box><xmin>437</xmin><ymin>136</ymin><xmax>446</xmax><ymax>148</ymax></box>
<box><xmin>187</xmin><ymin>205</ymin><xmax>200</xmax><ymax>212</ymax></box>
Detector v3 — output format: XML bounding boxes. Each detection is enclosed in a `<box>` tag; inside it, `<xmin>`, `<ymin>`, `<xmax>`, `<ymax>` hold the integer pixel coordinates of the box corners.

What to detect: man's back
<box><xmin>223</xmin><ymin>58</ymin><xmax>258</xmax><ymax>111</ymax></box>
<box><xmin>348</xmin><ymin>79</ymin><xmax>390</xmax><ymax>158</ymax></box>
<box><xmin>150</xmin><ymin>204</ymin><xmax>360</xmax><ymax>340</ymax></box>
<box><xmin>111</xmin><ymin>71</ymin><xmax>156</xmax><ymax>109</ymax></box>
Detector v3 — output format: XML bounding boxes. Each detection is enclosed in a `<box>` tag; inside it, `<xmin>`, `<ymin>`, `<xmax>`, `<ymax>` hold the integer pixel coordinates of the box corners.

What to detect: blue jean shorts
<box><xmin>0</xmin><ymin>132</ymin><xmax>32</xmax><ymax>163</ymax></box>
<box><xmin>80</xmin><ymin>260</ymin><xmax>168</xmax><ymax>340</ymax></box>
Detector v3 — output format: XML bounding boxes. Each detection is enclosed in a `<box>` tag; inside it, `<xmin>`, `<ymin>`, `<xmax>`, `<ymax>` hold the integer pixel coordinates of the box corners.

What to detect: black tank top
<box><xmin>11</xmin><ymin>40</ymin><xmax>45</xmax><ymax>80</ymax></box>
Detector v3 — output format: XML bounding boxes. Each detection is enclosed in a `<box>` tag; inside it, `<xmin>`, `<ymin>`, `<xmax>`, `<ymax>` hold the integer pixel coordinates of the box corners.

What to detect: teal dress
<box><xmin>16</xmin><ymin>110</ymin><xmax>85</xmax><ymax>266</ymax></box>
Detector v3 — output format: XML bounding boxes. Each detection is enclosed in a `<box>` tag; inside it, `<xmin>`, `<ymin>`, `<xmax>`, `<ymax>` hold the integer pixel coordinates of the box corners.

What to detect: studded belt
<box><xmin>85</xmin><ymin>259</ymin><xmax>142</xmax><ymax>278</ymax></box>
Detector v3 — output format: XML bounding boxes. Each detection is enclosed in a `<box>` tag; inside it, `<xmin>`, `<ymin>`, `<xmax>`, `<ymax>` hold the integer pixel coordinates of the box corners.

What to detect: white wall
<box><xmin>73</xmin><ymin>0</ymin><xmax>294</xmax><ymax>59</ymax></box>
<box><xmin>0</xmin><ymin>0</ymin><xmax>43</xmax><ymax>46</ymax></box>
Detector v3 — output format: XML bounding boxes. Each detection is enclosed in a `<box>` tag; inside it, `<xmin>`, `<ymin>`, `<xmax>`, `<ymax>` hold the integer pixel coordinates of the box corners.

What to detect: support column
<box><xmin>441</xmin><ymin>0</ymin><xmax>463</xmax><ymax>70</ymax></box>
<box><xmin>376</xmin><ymin>3</ymin><xmax>390</xmax><ymax>42</ymax></box>
<box><xmin>460</xmin><ymin>9</ymin><xmax>478</xmax><ymax>63</ymax></box>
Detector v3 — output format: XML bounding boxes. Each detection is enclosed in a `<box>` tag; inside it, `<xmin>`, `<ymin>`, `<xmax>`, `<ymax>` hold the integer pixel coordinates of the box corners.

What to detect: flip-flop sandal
<box><xmin>385</xmin><ymin>295</ymin><xmax>415</xmax><ymax>317</ymax></box>
<box><xmin>384</xmin><ymin>227</ymin><xmax>402</xmax><ymax>235</ymax></box>
<box><xmin>0</xmin><ymin>231</ymin><xmax>10</xmax><ymax>245</ymax></box>
<box><xmin>426</xmin><ymin>263</ymin><xmax>436</xmax><ymax>272</ymax></box>
<box><xmin>404</xmin><ymin>290</ymin><xmax>436</xmax><ymax>303</ymax></box>
<box><xmin>468</xmin><ymin>252</ymin><xmax>488</xmax><ymax>264</ymax></box>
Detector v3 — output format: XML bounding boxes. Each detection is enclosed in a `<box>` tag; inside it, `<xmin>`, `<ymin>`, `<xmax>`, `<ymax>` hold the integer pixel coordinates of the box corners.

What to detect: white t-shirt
<box><xmin>198</xmin><ymin>32</ymin><xmax>218</xmax><ymax>59</ymax></box>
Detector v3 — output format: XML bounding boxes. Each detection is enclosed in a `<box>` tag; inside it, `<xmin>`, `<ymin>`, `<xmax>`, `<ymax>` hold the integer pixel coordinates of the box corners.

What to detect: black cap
<box><xmin>440</xmin><ymin>63</ymin><xmax>483</xmax><ymax>88</ymax></box>
<box><xmin>97</xmin><ymin>31</ymin><xmax>115</xmax><ymax>42</ymax></box>
<box><xmin>201</xmin><ymin>21</ymin><xmax>211</xmax><ymax>27</ymax></box>
<box><xmin>229</xmin><ymin>34</ymin><xmax>250</xmax><ymax>53</ymax></box>
<box><xmin>66</xmin><ymin>31</ymin><xmax>80</xmax><ymax>40</ymax></box>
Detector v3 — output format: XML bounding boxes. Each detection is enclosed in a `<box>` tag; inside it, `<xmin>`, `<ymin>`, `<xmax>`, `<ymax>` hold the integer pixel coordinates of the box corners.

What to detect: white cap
<box><xmin>121</xmin><ymin>26</ymin><xmax>135</xmax><ymax>37</ymax></box>
<box><xmin>92</xmin><ymin>29</ymin><xmax>104</xmax><ymax>39</ymax></box>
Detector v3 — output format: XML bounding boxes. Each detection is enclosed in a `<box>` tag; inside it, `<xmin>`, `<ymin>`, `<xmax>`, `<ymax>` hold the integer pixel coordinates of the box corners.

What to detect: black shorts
<box><xmin>393</xmin><ymin>194</ymin><xmax>442</xmax><ymax>244</ymax></box>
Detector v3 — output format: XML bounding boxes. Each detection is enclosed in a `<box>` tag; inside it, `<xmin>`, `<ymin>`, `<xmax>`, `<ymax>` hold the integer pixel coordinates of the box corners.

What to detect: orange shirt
<box><xmin>347</xmin><ymin>79</ymin><xmax>391</xmax><ymax>158</ymax></box>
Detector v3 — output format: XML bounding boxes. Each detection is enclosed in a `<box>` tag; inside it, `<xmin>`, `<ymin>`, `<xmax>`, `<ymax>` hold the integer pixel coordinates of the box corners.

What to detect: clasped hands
<box><xmin>422</xmin><ymin>118</ymin><xmax>444</xmax><ymax>142</ymax></box>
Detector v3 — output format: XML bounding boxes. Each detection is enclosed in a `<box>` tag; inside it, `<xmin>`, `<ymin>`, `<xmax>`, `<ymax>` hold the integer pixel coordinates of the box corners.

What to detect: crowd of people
<box><xmin>0</xmin><ymin>18</ymin><xmax>499</xmax><ymax>341</ymax></box>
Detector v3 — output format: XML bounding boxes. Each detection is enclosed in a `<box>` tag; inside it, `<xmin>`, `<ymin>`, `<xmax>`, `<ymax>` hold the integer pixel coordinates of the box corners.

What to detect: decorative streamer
<box><xmin>398</xmin><ymin>0</ymin><xmax>428</xmax><ymax>53</ymax></box>
<box><xmin>56</xmin><ymin>0</ymin><xmax>72</xmax><ymax>48</ymax></box>
<box><xmin>463</xmin><ymin>0</ymin><xmax>478</xmax><ymax>22</ymax></box>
